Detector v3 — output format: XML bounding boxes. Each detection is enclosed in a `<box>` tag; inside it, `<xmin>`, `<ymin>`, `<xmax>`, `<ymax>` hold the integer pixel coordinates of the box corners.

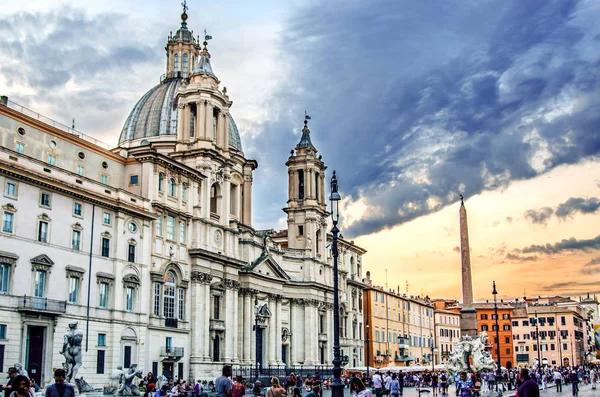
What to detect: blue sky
<box><xmin>2</xmin><ymin>0</ymin><xmax>600</xmax><ymax>298</ymax></box>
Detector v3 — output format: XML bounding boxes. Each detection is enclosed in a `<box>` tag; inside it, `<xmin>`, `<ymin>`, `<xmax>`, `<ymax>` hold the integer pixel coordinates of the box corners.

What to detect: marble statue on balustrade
<box><xmin>445</xmin><ymin>332</ymin><xmax>496</xmax><ymax>375</ymax></box>
<box><xmin>61</xmin><ymin>321</ymin><xmax>83</xmax><ymax>383</ymax></box>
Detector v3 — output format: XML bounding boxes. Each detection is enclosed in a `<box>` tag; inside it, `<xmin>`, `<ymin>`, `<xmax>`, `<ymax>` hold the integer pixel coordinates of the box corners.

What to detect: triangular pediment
<box><xmin>30</xmin><ymin>254</ymin><xmax>54</xmax><ymax>266</ymax></box>
<box><xmin>246</xmin><ymin>254</ymin><xmax>290</xmax><ymax>281</ymax></box>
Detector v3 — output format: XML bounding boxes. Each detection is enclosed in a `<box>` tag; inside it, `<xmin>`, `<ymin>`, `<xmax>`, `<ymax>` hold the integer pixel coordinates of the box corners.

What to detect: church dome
<box><xmin>118</xmin><ymin>77</ymin><xmax>243</xmax><ymax>151</ymax></box>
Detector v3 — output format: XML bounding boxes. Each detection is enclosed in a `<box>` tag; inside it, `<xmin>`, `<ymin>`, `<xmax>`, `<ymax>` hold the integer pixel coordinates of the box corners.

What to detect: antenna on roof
<box><xmin>406</xmin><ymin>280</ymin><xmax>409</xmax><ymax>294</ymax></box>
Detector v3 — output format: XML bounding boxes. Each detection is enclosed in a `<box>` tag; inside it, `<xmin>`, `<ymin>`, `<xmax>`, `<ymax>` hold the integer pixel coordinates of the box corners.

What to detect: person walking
<box><xmin>372</xmin><ymin>372</ymin><xmax>383</xmax><ymax>397</ymax></box>
<box><xmin>431</xmin><ymin>372</ymin><xmax>438</xmax><ymax>396</ymax></box>
<box><xmin>517</xmin><ymin>369</ymin><xmax>539</xmax><ymax>397</ymax></box>
<box><xmin>398</xmin><ymin>372</ymin><xmax>404</xmax><ymax>396</ymax></box>
<box><xmin>265</xmin><ymin>377</ymin><xmax>285</xmax><ymax>397</ymax></box>
<box><xmin>8</xmin><ymin>375</ymin><xmax>34</xmax><ymax>397</ymax></box>
<box><xmin>215</xmin><ymin>366</ymin><xmax>233</xmax><ymax>397</ymax></box>
<box><xmin>456</xmin><ymin>372</ymin><xmax>474</xmax><ymax>397</ymax></box>
<box><xmin>569</xmin><ymin>371</ymin><xmax>579</xmax><ymax>397</ymax></box>
<box><xmin>389</xmin><ymin>374</ymin><xmax>400</xmax><ymax>397</ymax></box>
<box><xmin>351</xmin><ymin>378</ymin><xmax>372</xmax><ymax>397</ymax></box>
<box><xmin>553</xmin><ymin>369</ymin><xmax>563</xmax><ymax>393</ymax></box>
<box><xmin>44</xmin><ymin>369</ymin><xmax>76</xmax><ymax>397</ymax></box>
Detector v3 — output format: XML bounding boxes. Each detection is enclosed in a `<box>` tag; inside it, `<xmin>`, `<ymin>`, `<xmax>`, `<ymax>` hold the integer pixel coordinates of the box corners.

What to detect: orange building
<box><xmin>474</xmin><ymin>303</ymin><xmax>515</xmax><ymax>369</ymax></box>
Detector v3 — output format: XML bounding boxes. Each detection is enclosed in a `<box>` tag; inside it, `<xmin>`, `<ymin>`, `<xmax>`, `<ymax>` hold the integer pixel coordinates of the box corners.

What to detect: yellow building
<box><xmin>363</xmin><ymin>272</ymin><xmax>435</xmax><ymax>368</ymax></box>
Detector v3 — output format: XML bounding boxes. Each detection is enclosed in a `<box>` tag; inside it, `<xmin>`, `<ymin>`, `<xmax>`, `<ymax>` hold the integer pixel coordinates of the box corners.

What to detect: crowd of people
<box><xmin>1</xmin><ymin>364</ymin><xmax>598</xmax><ymax>397</ymax></box>
<box><xmin>356</xmin><ymin>365</ymin><xmax>598</xmax><ymax>397</ymax></box>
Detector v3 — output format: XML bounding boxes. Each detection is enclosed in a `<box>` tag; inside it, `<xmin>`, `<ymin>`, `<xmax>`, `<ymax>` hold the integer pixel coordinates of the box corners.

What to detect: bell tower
<box><xmin>284</xmin><ymin>117</ymin><xmax>328</xmax><ymax>258</ymax></box>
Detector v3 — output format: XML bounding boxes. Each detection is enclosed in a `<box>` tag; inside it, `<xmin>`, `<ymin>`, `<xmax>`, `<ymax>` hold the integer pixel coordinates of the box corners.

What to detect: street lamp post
<box><xmin>330</xmin><ymin>171</ymin><xmax>344</xmax><ymax>397</ymax></box>
<box><xmin>365</xmin><ymin>320</ymin><xmax>370</xmax><ymax>386</ymax></box>
<box><xmin>254</xmin><ymin>297</ymin><xmax>260</xmax><ymax>383</ymax></box>
<box><xmin>492</xmin><ymin>281</ymin><xmax>502</xmax><ymax>397</ymax></box>
<box><xmin>430</xmin><ymin>333</ymin><xmax>435</xmax><ymax>372</ymax></box>
<box><xmin>534</xmin><ymin>311</ymin><xmax>541</xmax><ymax>368</ymax></box>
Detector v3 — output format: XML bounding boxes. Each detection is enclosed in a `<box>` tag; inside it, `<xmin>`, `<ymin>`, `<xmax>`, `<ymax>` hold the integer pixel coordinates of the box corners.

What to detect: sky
<box><xmin>1</xmin><ymin>0</ymin><xmax>600</xmax><ymax>301</ymax></box>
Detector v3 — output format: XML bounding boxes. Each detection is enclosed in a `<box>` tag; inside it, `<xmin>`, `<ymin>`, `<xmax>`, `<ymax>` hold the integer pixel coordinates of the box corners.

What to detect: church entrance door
<box><xmin>256</xmin><ymin>328</ymin><xmax>264</xmax><ymax>369</ymax></box>
<box><xmin>26</xmin><ymin>326</ymin><xmax>45</xmax><ymax>386</ymax></box>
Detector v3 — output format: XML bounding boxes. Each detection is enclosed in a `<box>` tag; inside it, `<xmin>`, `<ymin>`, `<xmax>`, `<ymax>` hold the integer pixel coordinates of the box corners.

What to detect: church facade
<box><xmin>0</xmin><ymin>6</ymin><xmax>366</xmax><ymax>386</ymax></box>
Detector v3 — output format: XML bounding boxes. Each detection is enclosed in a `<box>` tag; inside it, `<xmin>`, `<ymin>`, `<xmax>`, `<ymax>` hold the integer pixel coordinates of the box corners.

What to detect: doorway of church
<box><xmin>162</xmin><ymin>362</ymin><xmax>174</xmax><ymax>380</ymax></box>
<box><xmin>26</xmin><ymin>326</ymin><xmax>45</xmax><ymax>386</ymax></box>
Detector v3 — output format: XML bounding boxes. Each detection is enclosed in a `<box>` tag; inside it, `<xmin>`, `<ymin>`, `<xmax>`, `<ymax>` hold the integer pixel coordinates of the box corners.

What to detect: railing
<box><xmin>17</xmin><ymin>295</ymin><xmax>67</xmax><ymax>314</ymax></box>
<box><xmin>165</xmin><ymin>318</ymin><xmax>178</xmax><ymax>328</ymax></box>
<box><xmin>0</xmin><ymin>97</ymin><xmax>112</xmax><ymax>150</ymax></box>
<box><xmin>161</xmin><ymin>346</ymin><xmax>185</xmax><ymax>357</ymax></box>
<box><xmin>231</xmin><ymin>365</ymin><xmax>334</xmax><ymax>384</ymax></box>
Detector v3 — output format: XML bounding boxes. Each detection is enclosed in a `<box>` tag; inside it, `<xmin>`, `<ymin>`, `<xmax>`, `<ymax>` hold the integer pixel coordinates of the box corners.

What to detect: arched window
<box><xmin>163</xmin><ymin>270</ymin><xmax>176</xmax><ymax>319</ymax></box>
<box><xmin>158</xmin><ymin>173</ymin><xmax>164</xmax><ymax>192</ymax></box>
<box><xmin>182</xmin><ymin>53</ymin><xmax>189</xmax><ymax>74</ymax></box>
<box><xmin>168</xmin><ymin>178</ymin><xmax>176</xmax><ymax>197</ymax></box>
<box><xmin>210</xmin><ymin>183</ymin><xmax>220</xmax><ymax>215</ymax></box>
<box><xmin>212</xmin><ymin>108</ymin><xmax>218</xmax><ymax>141</ymax></box>
<box><xmin>316</xmin><ymin>229</ymin><xmax>322</xmax><ymax>255</ymax></box>
<box><xmin>315</xmin><ymin>172</ymin><xmax>320</xmax><ymax>201</ymax></box>
<box><xmin>229</xmin><ymin>184</ymin><xmax>238</xmax><ymax>218</ymax></box>
<box><xmin>297</xmin><ymin>170</ymin><xmax>304</xmax><ymax>199</ymax></box>
<box><xmin>174</xmin><ymin>54</ymin><xmax>179</xmax><ymax>71</ymax></box>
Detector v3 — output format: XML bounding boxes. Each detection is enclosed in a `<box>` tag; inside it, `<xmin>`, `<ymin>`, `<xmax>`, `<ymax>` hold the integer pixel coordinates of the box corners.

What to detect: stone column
<box><xmin>233</xmin><ymin>285</ymin><xmax>240</xmax><ymax>362</ymax></box>
<box><xmin>243</xmin><ymin>292</ymin><xmax>252</xmax><ymax>363</ymax></box>
<box><xmin>223</xmin><ymin>112</ymin><xmax>229</xmax><ymax>149</ymax></box>
<box><xmin>268</xmin><ymin>296</ymin><xmax>277</xmax><ymax>365</ymax></box>
<box><xmin>276</xmin><ymin>297</ymin><xmax>283</xmax><ymax>364</ymax></box>
<box><xmin>224</xmin><ymin>284</ymin><xmax>234</xmax><ymax>362</ymax></box>
<box><xmin>205</xmin><ymin>102</ymin><xmax>213</xmax><ymax>141</ymax></box>
<box><xmin>203</xmin><ymin>280</ymin><xmax>211</xmax><ymax>360</ymax></box>
<box><xmin>177</xmin><ymin>103</ymin><xmax>186</xmax><ymax>140</ymax></box>
<box><xmin>198</xmin><ymin>100</ymin><xmax>206</xmax><ymax>139</ymax></box>
<box><xmin>216</xmin><ymin>111</ymin><xmax>224</xmax><ymax>148</ymax></box>
<box><xmin>304</xmin><ymin>303</ymin><xmax>314</xmax><ymax>365</ymax></box>
<box><xmin>242</xmin><ymin>171</ymin><xmax>253</xmax><ymax>225</ymax></box>
<box><xmin>289</xmin><ymin>300</ymin><xmax>296</xmax><ymax>364</ymax></box>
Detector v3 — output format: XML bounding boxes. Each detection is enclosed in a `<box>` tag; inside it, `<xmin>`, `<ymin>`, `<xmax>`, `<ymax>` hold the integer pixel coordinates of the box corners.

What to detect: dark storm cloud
<box><xmin>504</xmin><ymin>253</ymin><xmax>538</xmax><ymax>263</ymax></box>
<box><xmin>249</xmin><ymin>0</ymin><xmax>600</xmax><ymax>235</ymax></box>
<box><xmin>555</xmin><ymin>197</ymin><xmax>600</xmax><ymax>218</ymax></box>
<box><xmin>521</xmin><ymin>235</ymin><xmax>600</xmax><ymax>255</ymax></box>
<box><xmin>524</xmin><ymin>207</ymin><xmax>554</xmax><ymax>225</ymax></box>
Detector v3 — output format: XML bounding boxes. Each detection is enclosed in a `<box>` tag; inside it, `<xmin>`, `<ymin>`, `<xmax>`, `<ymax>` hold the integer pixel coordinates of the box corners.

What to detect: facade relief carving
<box><xmin>190</xmin><ymin>271</ymin><xmax>213</xmax><ymax>284</ymax></box>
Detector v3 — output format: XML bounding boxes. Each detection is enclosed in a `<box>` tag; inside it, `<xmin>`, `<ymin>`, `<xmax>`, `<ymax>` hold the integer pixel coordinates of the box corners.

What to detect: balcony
<box><xmin>394</xmin><ymin>355</ymin><xmax>408</xmax><ymax>362</ymax></box>
<box><xmin>165</xmin><ymin>318</ymin><xmax>178</xmax><ymax>328</ymax></box>
<box><xmin>161</xmin><ymin>346</ymin><xmax>184</xmax><ymax>358</ymax></box>
<box><xmin>17</xmin><ymin>296</ymin><xmax>66</xmax><ymax>315</ymax></box>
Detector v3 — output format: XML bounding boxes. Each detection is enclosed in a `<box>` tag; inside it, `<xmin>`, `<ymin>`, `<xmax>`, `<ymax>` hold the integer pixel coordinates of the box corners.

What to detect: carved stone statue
<box><xmin>61</xmin><ymin>321</ymin><xmax>83</xmax><ymax>383</ymax></box>
<box><xmin>445</xmin><ymin>332</ymin><xmax>496</xmax><ymax>375</ymax></box>
<box><xmin>116</xmin><ymin>364</ymin><xmax>143</xmax><ymax>396</ymax></box>
<box><xmin>75</xmin><ymin>378</ymin><xmax>95</xmax><ymax>393</ymax></box>
<box><xmin>156</xmin><ymin>375</ymin><xmax>168</xmax><ymax>391</ymax></box>
<box><xmin>306</xmin><ymin>235</ymin><xmax>313</xmax><ymax>250</ymax></box>
<box><xmin>156</xmin><ymin>375</ymin><xmax>169</xmax><ymax>390</ymax></box>
<box><xmin>14</xmin><ymin>363</ymin><xmax>28</xmax><ymax>377</ymax></box>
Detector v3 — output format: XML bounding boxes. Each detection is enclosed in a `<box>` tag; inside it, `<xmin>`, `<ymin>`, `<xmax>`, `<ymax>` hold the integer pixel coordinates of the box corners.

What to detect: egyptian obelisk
<box><xmin>459</xmin><ymin>195</ymin><xmax>478</xmax><ymax>336</ymax></box>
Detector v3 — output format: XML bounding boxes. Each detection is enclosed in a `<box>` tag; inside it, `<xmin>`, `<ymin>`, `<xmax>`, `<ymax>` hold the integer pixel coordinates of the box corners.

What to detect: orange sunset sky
<box><xmin>352</xmin><ymin>160</ymin><xmax>600</xmax><ymax>301</ymax></box>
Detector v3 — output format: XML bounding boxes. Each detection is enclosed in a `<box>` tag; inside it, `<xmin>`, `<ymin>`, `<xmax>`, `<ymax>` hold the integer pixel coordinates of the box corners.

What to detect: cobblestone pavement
<box><xmin>318</xmin><ymin>383</ymin><xmax>598</xmax><ymax>397</ymax></box>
